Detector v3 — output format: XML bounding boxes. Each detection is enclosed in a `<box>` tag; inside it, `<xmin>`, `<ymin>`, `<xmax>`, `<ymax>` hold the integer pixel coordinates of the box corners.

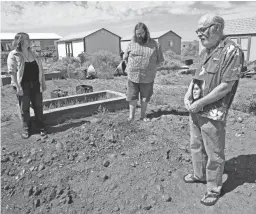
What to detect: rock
<box><xmin>103</xmin><ymin>160</ymin><xmax>110</xmax><ymax>167</ymax></box>
<box><xmin>141</xmin><ymin>194</ymin><xmax>148</xmax><ymax>200</ymax></box>
<box><xmin>48</xmin><ymin>188</ymin><xmax>57</xmax><ymax>202</ymax></box>
<box><xmin>9</xmin><ymin>156</ymin><xmax>14</xmax><ymax>162</ymax></box>
<box><xmin>50</xmin><ymin>139</ymin><xmax>56</xmax><ymax>144</ymax></box>
<box><xmin>29</xmin><ymin>166</ymin><xmax>35</xmax><ymax>171</ymax></box>
<box><xmin>156</xmin><ymin>184</ymin><xmax>164</xmax><ymax>193</ymax></box>
<box><xmin>162</xmin><ymin>194</ymin><xmax>172</xmax><ymax>202</ymax></box>
<box><xmin>24</xmin><ymin>186</ymin><xmax>33</xmax><ymax>197</ymax></box>
<box><xmin>67</xmin><ymin>195</ymin><xmax>73</xmax><ymax>204</ymax></box>
<box><xmin>248</xmin><ymin>193</ymin><xmax>252</xmax><ymax>197</ymax></box>
<box><xmin>4</xmin><ymin>184</ymin><xmax>10</xmax><ymax>190</ymax></box>
<box><xmin>55</xmin><ymin>142</ymin><xmax>63</xmax><ymax>152</ymax></box>
<box><xmin>151</xmin><ymin>118</ymin><xmax>160</xmax><ymax>122</ymax></box>
<box><xmin>143</xmin><ymin>205</ymin><xmax>152</xmax><ymax>210</ymax></box>
<box><xmin>113</xmin><ymin>206</ymin><xmax>120</xmax><ymax>212</ymax></box>
<box><xmin>37</xmin><ymin>173</ymin><xmax>44</xmax><ymax>178</ymax></box>
<box><xmin>42</xmin><ymin>135</ymin><xmax>48</xmax><ymax>140</ymax></box>
<box><xmin>30</xmin><ymin>148</ymin><xmax>37</xmax><ymax>156</ymax></box>
<box><xmin>237</xmin><ymin>117</ymin><xmax>243</xmax><ymax>123</ymax></box>
<box><xmin>160</xmin><ymin>177</ymin><xmax>165</xmax><ymax>181</ymax></box>
<box><xmin>1</xmin><ymin>156</ymin><xmax>10</xmax><ymax>163</ymax></box>
<box><xmin>34</xmin><ymin>199</ymin><xmax>40</xmax><ymax>208</ymax></box>
<box><xmin>102</xmin><ymin>174</ymin><xmax>109</xmax><ymax>182</ymax></box>
<box><xmin>26</xmin><ymin>158</ymin><xmax>32</xmax><ymax>164</ymax></box>
<box><xmin>38</xmin><ymin>164</ymin><xmax>45</xmax><ymax>171</ymax></box>
<box><xmin>34</xmin><ymin>187</ymin><xmax>42</xmax><ymax>196</ymax></box>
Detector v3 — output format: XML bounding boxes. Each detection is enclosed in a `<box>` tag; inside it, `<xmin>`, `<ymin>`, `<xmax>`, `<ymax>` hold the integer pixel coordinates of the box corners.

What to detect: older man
<box><xmin>183</xmin><ymin>14</ymin><xmax>244</xmax><ymax>206</ymax></box>
<box><xmin>123</xmin><ymin>22</ymin><xmax>164</xmax><ymax>122</ymax></box>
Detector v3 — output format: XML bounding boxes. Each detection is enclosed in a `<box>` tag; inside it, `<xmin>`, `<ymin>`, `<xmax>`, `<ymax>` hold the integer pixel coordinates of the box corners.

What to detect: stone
<box><xmin>34</xmin><ymin>199</ymin><xmax>40</xmax><ymax>208</ymax></box>
<box><xmin>48</xmin><ymin>188</ymin><xmax>57</xmax><ymax>202</ymax></box>
<box><xmin>38</xmin><ymin>164</ymin><xmax>45</xmax><ymax>171</ymax></box>
<box><xmin>237</xmin><ymin>117</ymin><xmax>243</xmax><ymax>123</ymax></box>
<box><xmin>113</xmin><ymin>206</ymin><xmax>120</xmax><ymax>212</ymax></box>
<box><xmin>56</xmin><ymin>142</ymin><xmax>63</xmax><ymax>152</ymax></box>
<box><xmin>24</xmin><ymin>186</ymin><xmax>33</xmax><ymax>197</ymax></box>
<box><xmin>156</xmin><ymin>184</ymin><xmax>164</xmax><ymax>193</ymax></box>
<box><xmin>26</xmin><ymin>159</ymin><xmax>32</xmax><ymax>164</ymax></box>
<box><xmin>102</xmin><ymin>174</ymin><xmax>109</xmax><ymax>182</ymax></box>
<box><xmin>4</xmin><ymin>184</ymin><xmax>10</xmax><ymax>190</ymax></box>
<box><xmin>162</xmin><ymin>194</ymin><xmax>172</xmax><ymax>202</ymax></box>
<box><xmin>143</xmin><ymin>205</ymin><xmax>152</xmax><ymax>210</ymax></box>
<box><xmin>9</xmin><ymin>156</ymin><xmax>14</xmax><ymax>162</ymax></box>
<box><xmin>103</xmin><ymin>160</ymin><xmax>110</xmax><ymax>167</ymax></box>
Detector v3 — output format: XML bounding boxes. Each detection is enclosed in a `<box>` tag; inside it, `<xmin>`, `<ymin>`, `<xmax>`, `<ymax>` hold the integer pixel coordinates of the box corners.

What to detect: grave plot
<box><xmin>31</xmin><ymin>90</ymin><xmax>128</xmax><ymax>126</ymax></box>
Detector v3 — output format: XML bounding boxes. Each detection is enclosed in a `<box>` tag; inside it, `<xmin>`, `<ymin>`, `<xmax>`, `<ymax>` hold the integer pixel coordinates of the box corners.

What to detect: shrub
<box><xmin>231</xmin><ymin>95</ymin><xmax>256</xmax><ymax>114</ymax></box>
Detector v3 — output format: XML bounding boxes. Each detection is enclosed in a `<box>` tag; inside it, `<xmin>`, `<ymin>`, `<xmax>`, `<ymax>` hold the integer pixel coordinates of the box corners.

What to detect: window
<box><xmin>5</xmin><ymin>43</ymin><xmax>12</xmax><ymax>51</ymax></box>
<box><xmin>240</xmin><ymin>37</ymin><xmax>249</xmax><ymax>61</ymax></box>
<box><xmin>230</xmin><ymin>38</ymin><xmax>239</xmax><ymax>44</ymax></box>
<box><xmin>65</xmin><ymin>42</ymin><xmax>73</xmax><ymax>57</ymax></box>
<box><xmin>168</xmin><ymin>40</ymin><xmax>173</xmax><ymax>47</ymax></box>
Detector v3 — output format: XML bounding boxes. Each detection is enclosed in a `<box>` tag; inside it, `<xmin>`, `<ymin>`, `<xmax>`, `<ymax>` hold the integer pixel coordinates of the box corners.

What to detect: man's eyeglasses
<box><xmin>195</xmin><ymin>24</ymin><xmax>216</xmax><ymax>34</ymax></box>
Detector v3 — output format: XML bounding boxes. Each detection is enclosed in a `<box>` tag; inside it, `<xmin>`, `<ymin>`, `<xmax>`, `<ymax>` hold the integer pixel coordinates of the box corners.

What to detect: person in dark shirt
<box><xmin>183</xmin><ymin>14</ymin><xmax>244</xmax><ymax>206</ymax></box>
<box><xmin>7</xmin><ymin>32</ymin><xmax>47</xmax><ymax>139</ymax></box>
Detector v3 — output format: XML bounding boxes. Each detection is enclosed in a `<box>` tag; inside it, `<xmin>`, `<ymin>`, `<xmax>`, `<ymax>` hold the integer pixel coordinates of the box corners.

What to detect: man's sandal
<box><xmin>200</xmin><ymin>192</ymin><xmax>220</xmax><ymax>206</ymax></box>
<box><xmin>140</xmin><ymin>118</ymin><xmax>150</xmax><ymax>122</ymax></box>
<box><xmin>183</xmin><ymin>174</ymin><xmax>206</xmax><ymax>184</ymax></box>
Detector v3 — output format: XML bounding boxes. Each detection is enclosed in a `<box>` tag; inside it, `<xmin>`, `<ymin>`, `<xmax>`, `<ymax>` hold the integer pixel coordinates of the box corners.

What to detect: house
<box><xmin>121</xmin><ymin>30</ymin><xmax>182</xmax><ymax>55</ymax></box>
<box><xmin>56</xmin><ymin>28</ymin><xmax>121</xmax><ymax>59</ymax></box>
<box><xmin>0</xmin><ymin>33</ymin><xmax>62</xmax><ymax>54</ymax></box>
<box><xmin>198</xmin><ymin>11</ymin><xmax>256</xmax><ymax>62</ymax></box>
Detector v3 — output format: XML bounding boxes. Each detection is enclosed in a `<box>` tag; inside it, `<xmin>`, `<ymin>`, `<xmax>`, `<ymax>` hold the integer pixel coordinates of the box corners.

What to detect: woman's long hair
<box><xmin>132</xmin><ymin>22</ymin><xmax>150</xmax><ymax>44</ymax></box>
<box><xmin>12</xmin><ymin>32</ymin><xmax>30</xmax><ymax>52</ymax></box>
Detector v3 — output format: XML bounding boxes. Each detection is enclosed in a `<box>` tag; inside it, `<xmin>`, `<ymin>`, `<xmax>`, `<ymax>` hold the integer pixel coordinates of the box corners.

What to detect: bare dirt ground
<box><xmin>1</xmin><ymin>74</ymin><xmax>256</xmax><ymax>214</ymax></box>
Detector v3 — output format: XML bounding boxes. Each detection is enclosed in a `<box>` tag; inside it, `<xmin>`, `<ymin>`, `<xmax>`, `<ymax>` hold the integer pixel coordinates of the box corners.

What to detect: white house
<box><xmin>56</xmin><ymin>28</ymin><xmax>121</xmax><ymax>59</ymax></box>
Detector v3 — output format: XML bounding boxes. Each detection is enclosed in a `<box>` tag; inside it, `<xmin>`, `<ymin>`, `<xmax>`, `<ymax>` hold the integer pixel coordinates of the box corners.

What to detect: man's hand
<box><xmin>189</xmin><ymin>100</ymin><xmax>204</xmax><ymax>113</ymax></box>
<box><xmin>184</xmin><ymin>95</ymin><xmax>191</xmax><ymax>111</ymax></box>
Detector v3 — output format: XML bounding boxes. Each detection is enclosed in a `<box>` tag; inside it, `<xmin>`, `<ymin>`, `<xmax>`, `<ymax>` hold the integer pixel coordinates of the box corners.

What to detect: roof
<box><xmin>0</xmin><ymin>33</ymin><xmax>62</xmax><ymax>40</ymax></box>
<box><xmin>223</xmin><ymin>11</ymin><xmax>256</xmax><ymax>35</ymax></box>
<box><xmin>121</xmin><ymin>30</ymin><xmax>181</xmax><ymax>41</ymax></box>
<box><xmin>58</xmin><ymin>28</ymin><xmax>121</xmax><ymax>42</ymax></box>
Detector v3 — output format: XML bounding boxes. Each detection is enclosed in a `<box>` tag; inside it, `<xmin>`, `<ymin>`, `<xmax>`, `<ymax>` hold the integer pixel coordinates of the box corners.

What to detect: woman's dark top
<box><xmin>22</xmin><ymin>60</ymin><xmax>39</xmax><ymax>82</ymax></box>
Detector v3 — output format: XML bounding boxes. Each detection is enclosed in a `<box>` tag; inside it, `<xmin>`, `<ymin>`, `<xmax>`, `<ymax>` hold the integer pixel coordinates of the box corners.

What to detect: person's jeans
<box><xmin>15</xmin><ymin>82</ymin><xmax>45</xmax><ymax>132</ymax></box>
<box><xmin>189</xmin><ymin>113</ymin><xmax>226</xmax><ymax>195</ymax></box>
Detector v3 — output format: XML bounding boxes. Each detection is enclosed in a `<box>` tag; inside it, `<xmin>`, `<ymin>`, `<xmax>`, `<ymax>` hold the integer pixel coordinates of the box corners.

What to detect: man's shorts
<box><xmin>126</xmin><ymin>80</ymin><xmax>154</xmax><ymax>102</ymax></box>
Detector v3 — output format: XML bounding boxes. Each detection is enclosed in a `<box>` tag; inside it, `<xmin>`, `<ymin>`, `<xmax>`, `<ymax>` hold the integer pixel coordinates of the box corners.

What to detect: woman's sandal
<box><xmin>200</xmin><ymin>191</ymin><xmax>220</xmax><ymax>206</ymax></box>
<box><xmin>183</xmin><ymin>174</ymin><xmax>207</xmax><ymax>184</ymax></box>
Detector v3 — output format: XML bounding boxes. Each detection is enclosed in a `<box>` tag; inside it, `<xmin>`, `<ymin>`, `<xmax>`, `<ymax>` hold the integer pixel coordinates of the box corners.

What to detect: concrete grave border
<box><xmin>25</xmin><ymin>90</ymin><xmax>128</xmax><ymax>126</ymax></box>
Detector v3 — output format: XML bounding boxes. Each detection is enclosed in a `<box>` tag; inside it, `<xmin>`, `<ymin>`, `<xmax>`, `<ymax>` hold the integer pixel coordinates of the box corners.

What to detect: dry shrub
<box><xmin>231</xmin><ymin>94</ymin><xmax>256</xmax><ymax>115</ymax></box>
<box><xmin>158</xmin><ymin>49</ymin><xmax>184</xmax><ymax>71</ymax></box>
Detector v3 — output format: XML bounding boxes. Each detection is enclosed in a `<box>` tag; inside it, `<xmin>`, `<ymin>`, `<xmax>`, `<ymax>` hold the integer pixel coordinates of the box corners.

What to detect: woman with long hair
<box><xmin>7</xmin><ymin>32</ymin><xmax>47</xmax><ymax>139</ymax></box>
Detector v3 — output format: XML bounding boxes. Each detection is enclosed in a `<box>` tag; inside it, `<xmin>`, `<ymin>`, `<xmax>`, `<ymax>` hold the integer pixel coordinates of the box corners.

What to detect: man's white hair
<box><xmin>199</xmin><ymin>13</ymin><xmax>225</xmax><ymax>32</ymax></box>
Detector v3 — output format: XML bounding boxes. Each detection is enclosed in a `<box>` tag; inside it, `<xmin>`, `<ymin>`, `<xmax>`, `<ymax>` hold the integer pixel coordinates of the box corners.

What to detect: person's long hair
<box><xmin>132</xmin><ymin>22</ymin><xmax>150</xmax><ymax>44</ymax></box>
<box><xmin>12</xmin><ymin>32</ymin><xmax>30</xmax><ymax>52</ymax></box>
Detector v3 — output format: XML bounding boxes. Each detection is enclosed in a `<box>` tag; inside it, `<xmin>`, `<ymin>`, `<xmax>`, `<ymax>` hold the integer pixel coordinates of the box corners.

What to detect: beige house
<box><xmin>57</xmin><ymin>28</ymin><xmax>121</xmax><ymax>59</ymax></box>
<box><xmin>121</xmin><ymin>30</ymin><xmax>182</xmax><ymax>55</ymax></box>
<box><xmin>199</xmin><ymin>11</ymin><xmax>256</xmax><ymax>62</ymax></box>
<box><xmin>0</xmin><ymin>33</ymin><xmax>62</xmax><ymax>53</ymax></box>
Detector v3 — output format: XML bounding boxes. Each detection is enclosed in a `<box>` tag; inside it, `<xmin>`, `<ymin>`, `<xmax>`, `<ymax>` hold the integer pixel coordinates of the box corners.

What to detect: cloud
<box><xmin>1</xmin><ymin>1</ymin><xmax>256</xmax><ymax>32</ymax></box>
<box><xmin>1</xmin><ymin>1</ymin><xmax>199</xmax><ymax>31</ymax></box>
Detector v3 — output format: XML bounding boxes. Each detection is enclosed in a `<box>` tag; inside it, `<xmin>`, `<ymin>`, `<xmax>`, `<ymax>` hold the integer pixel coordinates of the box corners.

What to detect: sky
<box><xmin>1</xmin><ymin>0</ymin><xmax>256</xmax><ymax>41</ymax></box>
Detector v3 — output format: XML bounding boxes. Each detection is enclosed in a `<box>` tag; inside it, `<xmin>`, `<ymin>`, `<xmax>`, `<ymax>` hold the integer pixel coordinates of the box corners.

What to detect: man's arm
<box><xmin>199</xmin><ymin>80</ymin><xmax>235</xmax><ymax>107</ymax></box>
